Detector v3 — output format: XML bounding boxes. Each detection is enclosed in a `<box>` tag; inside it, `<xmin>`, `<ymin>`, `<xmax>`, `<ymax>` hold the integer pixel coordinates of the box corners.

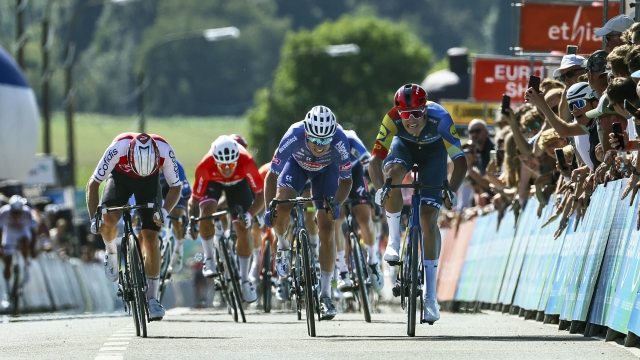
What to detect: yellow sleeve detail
<box><xmin>376</xmin><ymin>115</ymin><xmax>398</xmax><ymax>151</ymax></box>
<box><xmin>443</xmin><ymin>139</ymin><xmax>463</xmax><ymax>160</ymax></box>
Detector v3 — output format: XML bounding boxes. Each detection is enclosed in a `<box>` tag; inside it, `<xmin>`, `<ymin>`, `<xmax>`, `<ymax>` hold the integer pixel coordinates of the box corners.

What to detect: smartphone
<box><xmin>624</xmin><ymin>99</ymin><xmax>640</xmax><ymax>119</ymax></box>
<box><xmin>566</xmin><ymin>45</ymin><xmax>578</xmax><ymax>55</ymax></box>
<box><xmin>555</xmin><ymin>148</ymin><xmax>568</xmax><ymax>170</ymax></box>
<box><xmin>528</xmin><ymin>75</ymin><xmax>541</xmax><ymax>93</ymax></box>
<box><xmin>501</xmin><ymin>94</ymin><xmax>511</xmax><ymax>114</ymax></box>
<box><xmin>612</xmin><ymin>121</ymin><xmax>625</xmax><ymax>151</ymax></box>
<box><xmin>490</xmin><ymin>150</ymin><xmax>497</xmax><ymax>162</ymax></box>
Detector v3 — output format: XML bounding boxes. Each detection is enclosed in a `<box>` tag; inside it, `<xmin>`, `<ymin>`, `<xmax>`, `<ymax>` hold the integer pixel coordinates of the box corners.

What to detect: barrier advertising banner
<box><xmin>472</xmin><ymin>57</ymin><xmax>544</xmax><ymax>103</ymax></box>
<box><xmin>500</xmin><ymin>202</ymin><xmax>536</xmax><ymax>306</ymax></box>
<box><xmin>519</xmin><ymin>2</ymin><xmax>620</xmax><ymax>53</ymax></box>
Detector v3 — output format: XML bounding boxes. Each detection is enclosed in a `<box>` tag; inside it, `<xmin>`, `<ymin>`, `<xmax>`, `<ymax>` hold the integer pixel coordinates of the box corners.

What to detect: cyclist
<box><xmin>335</xmin><ymin>130</ymin><xmax>384</xmax><ymax>292</ymax></box>
<box><xmin>86</xmin><ymin>133</ymin><xmax>182</xmax><ymax>321</ymax></box>
<box><xmin>369</xmin><ymin>84</ymin><xmax>467</xmax><ymax>324</ymax></box>
<box><xmin>161</xmin><ymin>159</ymin><xmax>191</xmax><ymax>273</ymax></box>
<box><xmin>263</xmin><ymin>105</ymin><xmax>353</xmax><ymax>320</ymax></box>
<box><xmin>0</xmin><ymin>195</ymin><xmax>37</xmax><ymax>308</ymax></box>
<box><xmin>188</xmin><ymin>135</ymin><xmax>265</xmax><ymax>304</ymax></box>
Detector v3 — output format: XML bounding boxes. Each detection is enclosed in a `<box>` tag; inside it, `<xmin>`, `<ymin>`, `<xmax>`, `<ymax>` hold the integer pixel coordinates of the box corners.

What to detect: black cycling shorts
<box><xmin>200</xmin><ymin>179</ymin><xmax>255</xmax><ymax>219</ymax></box>
<box><xmin>101</xmin><ymin>171</ymin><xmax>161</xmax><ymax>231</ymax></box>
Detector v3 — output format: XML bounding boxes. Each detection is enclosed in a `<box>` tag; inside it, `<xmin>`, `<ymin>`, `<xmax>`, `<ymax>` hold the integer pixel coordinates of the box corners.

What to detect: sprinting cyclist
<box><xmin>263</xmin><ymin>105</ymin><xmax>352</xmax><ymax>320</ymax></box>
<box><xmin>335</xmin><ymin>130</ymin><xmax>384</xmax><ymax>292</ymax></box>
<box><xmin>188</xmin><ymin>135</ymin><xmax>265</xmax><ymax>303</ymax></box>
<box><xmin>86</xmin><ymin>132</ymin><xmax>183</xmax><ymax>321</ymax></box>
<box><xmin>0</xmin><ymin>195</ymin><xmax>37</xmax><ymax>308</ymax></box>
<box><xmin>161</xmin><ymin>159</ymin><xmax>191</xmax><ymax>273</ymax></box>
<box><xmin>369</xmin><ymin>84</ymin><xmax>467</xmax><ymax>324</ymax></box>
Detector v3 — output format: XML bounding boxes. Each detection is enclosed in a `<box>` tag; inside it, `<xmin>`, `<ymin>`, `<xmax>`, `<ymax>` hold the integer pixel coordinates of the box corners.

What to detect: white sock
<box><xmin>309</xmin><ymin>234</ymin><xmax>320</xmax><ymax>257</ymax></box>
<box><xmin>147</xmin><ymin>276</ymin><xmax>159</xmax><ymax>300</ymax></box>
<box><xmin>276</xmin><ymin>231</ymin><xmax>290</xmax><ymax>250</ymax></box>
<box><xmin>386</xmin><ymin>211</ymin><xmax>402</xmax><ymax>245</ymax></box>
<box><xmin>252</xmin><ymin>247</ymin><xmax>261</xmax><ymax>267</ymax></box>
<box><xmin>202</xmin><ymin>236</ymin><xmax>215</xmax><ymax>260</ymax></box>
<box><xmin>335</xmin><ymin>250</ymin><xmax>348</xmax><ymax>273</ymax></box>
<box><xmin>239</xmin><ymin>256</ymin><xmax>251</xmax><ymax>282</ymax></box>
<box><xmin>423</xmin><ymin>260</ymin><xmax>438</xmax><ymax>300</ymax></box>
<box><xmin>103</xmin><ymin>237</ymin><xmax>117</xmax><ymax>254</ymax></box>
<box><xmin>175</xmin><ymin>239</ymin><xmax>184</xmax><ymax>254</ymax></box>
<box><xmin>321</xmin><ymin>270</ymin><xmax>333</xmax><ymax>298</ymax></box>
<box><xmin>365</xmin><ymin>244</ymin><xmax>378</xmax><ymax>265</ymax></box>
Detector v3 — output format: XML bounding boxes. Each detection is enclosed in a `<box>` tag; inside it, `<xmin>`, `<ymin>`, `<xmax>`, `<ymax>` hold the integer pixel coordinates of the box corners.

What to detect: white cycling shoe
<box><xmin>103</xmin><ymin>253</ymin><xmax>119</xmax><ymax>282</ymax></box>
<box><xmin>169</xmin><ymin>250</ymin><xmax>183</xmax><ymax>273</ymax></box>
<box><xmin>383</xmin><ymin>241</ymin><xmax>401</xmax><ymax>262</ymax></box>
<box><xmin>368</xmin><ymin>263</ymin><xmax>384</xmax><ymax>291</ymax></box>
<box><xmin>249</xmin><ymin>262</ymin><xmax>260</xmax><ymax>284</ymax></box>
<box><xmin>337</xmin><ymin>272</ymin><xmax>352</xmax><ymax>292</ymax></box>
<box><xmin>148</xmin><ymin>299</ymin><xmax>165</xmax><ymax>320</ymax></box>
<box><xmin>276</xmin><ymin>250</ymin><xmax>291</xmax><ymax>278</ymax></box>
<box><xmin>422</xmin><ymin>298</ymin><xmax>440</xmax><ymax>324</ymax></box>
<box><xmin>241</xmin><ymin>281</ymin><xmax>258</xmax><ymax>303</ymax></box>
<box><xmin>276</xmin><ymin>278</ymin><xmax>290</xmax><ymax>301</ymax></box>
<box><xmin>202</xmin><ymin>258</ymin><xmax>218</xmax><ymax>277</ymax></box>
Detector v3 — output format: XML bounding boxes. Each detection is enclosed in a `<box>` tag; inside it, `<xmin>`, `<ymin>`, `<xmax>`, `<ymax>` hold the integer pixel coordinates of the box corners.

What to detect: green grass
<box><xmin>41</xmin><ymin>113</ymin><xmax>249</xmax><ymax>187</ymax></box>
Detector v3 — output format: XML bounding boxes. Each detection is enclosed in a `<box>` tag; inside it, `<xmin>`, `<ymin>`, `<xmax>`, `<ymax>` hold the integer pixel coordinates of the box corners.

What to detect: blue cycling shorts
<box><xmin>277</xmin><ymin>157</ymin><xmax>341</xmax><ymax>209</ymax></box>
<box><xmin>382</xmin><ymin>137</ymin><xmax>447</xmax><ymax>209</ymax></box>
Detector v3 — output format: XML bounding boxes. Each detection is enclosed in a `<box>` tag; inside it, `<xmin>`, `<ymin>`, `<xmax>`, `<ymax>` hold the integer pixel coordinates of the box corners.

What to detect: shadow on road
<box><xmin>148</xmin><ymin>335</ymin><xmax>238</xmax><ymax>340</ymax></box>
<box><xmin>317</xmin><ymin>335</ymin><xmax>597</xmax><ymax>342</ymax></box>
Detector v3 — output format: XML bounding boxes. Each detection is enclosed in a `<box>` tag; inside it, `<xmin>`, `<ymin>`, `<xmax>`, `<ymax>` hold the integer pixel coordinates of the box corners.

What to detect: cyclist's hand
<box><xmin>443</xmin><ymin>191</ymin><xmax>457</xmax><ymax>210</ymax></box>
<box><xmin>263</xmin><ymin>209</ymin><xmax>274</xmax><ymax>228</ymax></box>
<box><xmin>375</xmin><ymin>188</ymin><xmax>384</xmax><ymax>206</ymax></box>
<box><xmin>186</xmin><ymin>220</ymin><xmax>199</xmax><ymax>240</ymax></box>
<box><xmin>241</xmin><ymin>212</ymin><xmax>253</xmax><ymax>229</ymax></box>
<box><xmin>154</xmin><ymin>208</ymin><xmax>169</xmax><ymax>227</ymax></box>
<box><xmin>90</xmin><ymin>218</ymin><xmax>102</xmax><ymax>234</ymax></box>
<box><xmin>328</xmin><ymin>202</ymin><xmax>340</xmax><ymax>220</ymax></box>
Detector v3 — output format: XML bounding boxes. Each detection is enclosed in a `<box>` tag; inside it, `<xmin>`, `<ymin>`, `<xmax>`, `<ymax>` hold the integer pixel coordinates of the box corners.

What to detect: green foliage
<box><xmin>247</xmin><ymin>16</ymin><xmax>433</xmax><ymax>163</ymax></box>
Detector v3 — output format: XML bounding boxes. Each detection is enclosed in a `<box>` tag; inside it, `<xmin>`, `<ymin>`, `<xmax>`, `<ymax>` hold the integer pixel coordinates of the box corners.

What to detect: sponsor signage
<box><xmin>23</xmin><ymin>154</ymin><xmax>57</xmax><ymax>186</ymax></box>
<box><xmin>472</xmin><ymin>57</ymin><xmax>544</xmax><ymax>102</ymax></box>
<box><xmin>441</xmin><ymin>101</ymin><xmax>500</xmax><ymax>125</ymax></box>
<box><xmin>519</xmin><ymin>2</ymin><xmax>620</xmax><ymax>53</ymax></box>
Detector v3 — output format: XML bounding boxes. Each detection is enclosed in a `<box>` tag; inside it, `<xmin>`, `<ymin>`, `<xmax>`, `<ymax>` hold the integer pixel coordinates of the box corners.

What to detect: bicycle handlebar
<box><xmin>380</xmin><ymin>178</ymin><xmax>452</xmax><ymax>204</ymax></box>
<box><xmin>95</xmin><ymin>203</ymin><xmax>159</xmax><ymax>232</ymax></box>
<box><xmin>268</xmin><ymin>196</ymin><xmax>337</xmax><ymax>222</ymax></box>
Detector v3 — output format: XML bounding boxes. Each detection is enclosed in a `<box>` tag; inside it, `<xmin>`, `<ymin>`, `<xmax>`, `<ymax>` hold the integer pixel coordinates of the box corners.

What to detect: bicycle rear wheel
<box><xmin>11</xmin><ymin>264</ymin><xmax>20</xmax><ymax>316</ymax></box>
<box><xmin>407</xmin><ymin>227</ymin><xmax>419</xmax><ymax>337</ymax></box>
<box><xmin>221</xmin><ymin>239</ymin><xmax>246</xmax><ymax>323</ymax></box>
<box><xmin>129</xmin><ymin>235</ymin><xmax>148</xmax><ymax>337</ymax></box>
<box><xmin>350</xmin><ymin>233</ymin><xmax>371</xmax><ymax>323</ymax></box>
<box><xmin>292</xmin><ymin>245</ymin><xmax>302</xmax><ymax>321</ymax></box>
<box><xmin>300</xmin><ymin>229</ymin><xmax>316</xmax><ymax>337</ymax></box>
<box><xmin>261</xmin><ymin>240</ymin><xmax>272</xmax><ymax>313</ymax></box>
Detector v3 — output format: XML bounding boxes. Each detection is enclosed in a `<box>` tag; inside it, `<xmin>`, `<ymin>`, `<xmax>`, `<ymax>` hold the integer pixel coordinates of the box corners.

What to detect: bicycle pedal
<box><xmin>391</xmin><ymin>285</ymin><xmax>401</xmax><ymax>297</ymax></box>
<box><xmin>387</xmin><ymin>260</ymin><xmax>402</xmax><ymax>267</ymax></box>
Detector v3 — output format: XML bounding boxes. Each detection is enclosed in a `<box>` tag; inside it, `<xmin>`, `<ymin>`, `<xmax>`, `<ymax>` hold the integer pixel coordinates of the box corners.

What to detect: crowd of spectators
<box><xmin>442</xmin><ymin>14</ymin><xmax>640</xmax><ymax>238</ymax></box>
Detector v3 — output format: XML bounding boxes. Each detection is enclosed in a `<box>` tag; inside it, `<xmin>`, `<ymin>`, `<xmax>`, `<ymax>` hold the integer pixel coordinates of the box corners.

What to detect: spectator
<box><xmin>554</xmin><ymin>54</ymin><xmax>586</xmax><ymax>88</ymax></box>
<box><xmin>468</xmin><ymin>119</ymin><xmax>495</xmax><ymax>173</ymax></box>
<box><xmin>626</xmin><ymin>46</ymin><xmax>640</xmax><ymax>78</ymax></box>
<box><xmin>586</xmin><ymin>94</ymin><xmax>628</xmax><ymax>152</ymax></box>
<box><xmin>623</xmin><ymin>22</ymin><xmax>640</xmax><ymax>45</ymax></box>
<box><xmin>595</xmin><ymin>14</ymin><xmax>635</xmax><ymax>52</ymax></box>
<box><xmin>545</xmin><ymin>88</ymin><xmax>563</xmax><ymax>115</ymax></box>
<box><xmin>583</xmin><ymin>50</ymin><xmax>609</xmax><ymax>96</ymax></box>
<box><xmin>541</xmin><ymin>79</ymin><xmax>564</xmax><ymax>95</ymax></box>
<box><xmin>538</xmin><ymin>129</ymin><xmax>568</xmax><ymax>157</ymax></box>
<box><xmin>607</xmin><ymin>44</ymin><xmax>632</xmax><ymax>78</ymax></box>
<box><xmin>520</xmin><ymin>109</ymin><xmax>544</xmax><ymax>139</ymax></box>
<box><xmin>606</xmin><ymin>77</ymin><xmax>640</xmax><ymax>139</ymax></box>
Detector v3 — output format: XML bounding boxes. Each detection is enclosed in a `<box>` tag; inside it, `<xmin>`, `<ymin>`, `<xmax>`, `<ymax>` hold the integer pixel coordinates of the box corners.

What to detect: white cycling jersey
<box><xmin>0</xmin><ymin>204</ymin><xmax>36</xmax><ymax>255</ymax></box>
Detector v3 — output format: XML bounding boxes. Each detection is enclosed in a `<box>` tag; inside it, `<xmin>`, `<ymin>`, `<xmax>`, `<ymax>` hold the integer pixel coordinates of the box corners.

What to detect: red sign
<box><xmin>472</xmin><ymin>57</ymin><xmax>544</xmax><ymax>102</ymax></box>
<box><xmin>519</xmin><ymin>2</ymin><xmax>620</xmax><ymax>53</ymax></box>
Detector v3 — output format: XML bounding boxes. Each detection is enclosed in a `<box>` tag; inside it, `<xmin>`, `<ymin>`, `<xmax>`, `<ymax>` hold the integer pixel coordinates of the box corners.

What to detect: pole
<box><xmin>138</xmin><ymin>72</ymin><xmax>145</xmax><ymax>133</ymax></box>
<box><xmin>15</xmin><ymin>0</ymin><xmax>25</xmax><ymax>68</ymax></box>
<box><xmin>603</xmin><ymin>0</ymin><xmax>609</xmax><ymax>51</ymax></box>
<box><xmin>65</xmin><ymin>44</ymin><xmax>76</xmax><ymax>187</ymax></box>
<box><xmin>41</xmin><ymin>0</ymin><xmax>54</xmax><ymax>154</ymax></box>
<box><xmin>621</xmin><ymin>0</ymin><xmax>626</xmax><ymax>15</ymax></box>
<box><xmin>267</xmin><ymin>82</ymin><xmax>276</xmax><ymax>156</ymax></box>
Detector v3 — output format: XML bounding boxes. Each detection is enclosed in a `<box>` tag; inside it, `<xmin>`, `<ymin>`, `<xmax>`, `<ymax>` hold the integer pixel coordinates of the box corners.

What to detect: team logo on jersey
<box><xmin>339</xmin><ymin>162</ymin><xmax>352</xmax><ymax>171</ymax></box>
<box><xmin>335</xmin><ymin>141</ymin><xmax>349</xmax><ymax>161</ymax></box>
<box><xmin>449</xmin><ymin>124</ymin><xmax>459</xmax><ymax>139</ymax></box>
<box><xmin>97</xmin><ymin>148</ymin><xmax>118</xmax><ymax>177</ymax></box>
<box><xmin>271</xmin><ymin>156</ymin><xmax>281</xmax><ymax>165</ymax></box>
<box><xmin>350</xmin><ymin>148</ymin><xmax>361</xmax><ymax>159</ymax></box>
<box><xmin>378</xmin><ymin>125</ymin><xmax>390</xmax><ymax>141</ymax></box>
<box><xmin>279</xmin><ymin>136</ymin><xmax>297</xmax><ymax>152</ymax></box>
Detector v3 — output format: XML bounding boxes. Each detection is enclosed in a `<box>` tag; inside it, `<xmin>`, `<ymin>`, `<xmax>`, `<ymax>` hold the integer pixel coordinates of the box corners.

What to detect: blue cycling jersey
<box><xmin>160</xmin><ymin>160</ymin><xmax>191</xmax><ymax>198</ymax></box>
<box><xmin>270</xmin><ymin>121</ymin><xmax>352</xmax><ymax>180</ymax></box>
<box><xmin>343</xmin><ymin>130</ymin><xmax>370</xmax><ymax>166</ymax></box>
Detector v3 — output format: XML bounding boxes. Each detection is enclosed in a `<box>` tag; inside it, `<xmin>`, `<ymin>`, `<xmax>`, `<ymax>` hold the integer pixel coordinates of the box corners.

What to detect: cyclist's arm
<box><xmin>436</xmin><ymin>108</ymin><xmax>467</xmax><ymax>192</ymax></box>
<box><xmin>86</xmin><ymin>178</ymin><xmax>101</xmax><ymax>219</ymax></box>
<box><xmin>163</xmin><ymin>186</ymin><xmax>181</xmax><ymax>214</ymax></box>
<box><xmin>369</xmin><ymin>155</ymin><xmax>384</xmax><ymax>190</ymax></box>
<box><xmin>369</xmin><ymin>112</ymin><xmax>398</xmax><ymax>189</ymax></box>
<box><xmin>177</xmin><ymin>162</ymin><xmax>192</xmax><ymax>199</ymax></box>
<box><xmin>450</xmin><ymin>157</ymin><xmax>468</xmax><ymax>193</ymax></box>
<box><xmin>264</xmin><ymin>170</ymin><xmax>278</xmax><ymax>211</ymax></box>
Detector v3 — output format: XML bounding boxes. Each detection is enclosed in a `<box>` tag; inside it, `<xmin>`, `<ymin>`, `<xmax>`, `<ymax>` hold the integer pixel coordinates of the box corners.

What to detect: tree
<box><xmin>247</xmin><ymin>16</ymin><xmax>433</xmax><ymax>164</ymax></box>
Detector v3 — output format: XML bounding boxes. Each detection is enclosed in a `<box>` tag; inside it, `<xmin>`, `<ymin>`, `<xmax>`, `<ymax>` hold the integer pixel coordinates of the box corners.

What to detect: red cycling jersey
<box><xmin>191</xmin><ymin>147</ymin><xmax>264</xmax><ymax>201</ymax></box>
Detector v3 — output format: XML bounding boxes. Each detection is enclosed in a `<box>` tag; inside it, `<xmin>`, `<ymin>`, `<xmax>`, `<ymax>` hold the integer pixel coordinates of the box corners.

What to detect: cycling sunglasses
<box><xmin>525</xmin><ymin>121</ymin><xmax>541</xmax><ymax>133</ymax></box>
<box><xmin>398</xmin><ymin>107</ymin><xmax>426</xmax><ymax>120</ymax></box>
<box><xmin>307</xmin><ymin>135</ymin><xmax>333</xmax><ymax>146</ymax></box>
<box><xmin>217</xmin><ymin>162</ymin><xmax>237</xmax><ymax>170</ymax></box>
<box><xmin>605</xmin><ymin>33</ymin><xmax>621</xmax><ymax>42</ymax></box>
<box><xmin>568</xmin><ymin>99</ymin><xmax>587</xmax><ymax>112</ymax></box>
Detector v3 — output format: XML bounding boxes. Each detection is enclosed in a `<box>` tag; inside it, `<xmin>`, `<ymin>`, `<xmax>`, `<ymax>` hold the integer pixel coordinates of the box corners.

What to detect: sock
<box><xmin>147</xmin><ymin>276</ymin><xmax>159</xmax><ymax>300</ymax></box>
<box><xmin>386</xmin><ymin>211</ymin><xmax>401</xmax><ymax>246</ymax></box>
<box><xmin>335</xmin><ymin>250</ymin><xmax>348</xmax><ymax>273</ymax></box>
<box><xmin>175</xmin><ymin>239</ymin><xmax>184</xmax><ymax>254</ymax></box>
<box><xmin>239</xmin><ymin>256</ymin><xmax>251</xmax><ymax>282</ymax></box>
<box><xmin>276</xmin><ymin>231</ymin><xmax>290</xmax><ymax>250</ymax></box>
<box><xmin>202</xmin><ymin>236</ymin><xmax>215</xmax><ymax>260</ymax></box>
<box><xmin>252</xmin><ymin>247</ymin><xmax>261</xmax><ymax>267</ymax></box>
<box><xmin>321</xmin><ymin>270</ymin><xmax>333</xmax><ymax>298</ymax></box>
<box><xmin>103</xmin><ymin>237</ymin><xmax>117</xmax><ymax>254</ymax></box>
<box><xmin>423</xmin><ymin>259</ymin><xmax>438</xmax><ymax>300</ymax></box>
<box><xmin>332</xmin><ymin>267</ymin><xmax>339</xmax><ymax>287</ymax></box>
<box><xmin>365</xmin><ymin>244</ymin><xmax>378</xmax><ymax>265</ymax></box>
<box><xmin>309</xmin><ymin>234</ymin><xmax>320</xmax><ymax>257</ymax></box>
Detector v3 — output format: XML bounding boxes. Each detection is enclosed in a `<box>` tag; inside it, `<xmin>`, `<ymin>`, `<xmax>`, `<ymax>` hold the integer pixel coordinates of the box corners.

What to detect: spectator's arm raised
<box><xmin>525</xmin><ymin>88</ymin><xmax>587</xmax><ymax>137</ymax></box>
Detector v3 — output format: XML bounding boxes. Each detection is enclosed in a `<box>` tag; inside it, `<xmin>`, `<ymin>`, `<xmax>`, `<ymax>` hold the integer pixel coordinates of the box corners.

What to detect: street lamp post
<box><xmin>41</xmin><ymin>0</ymin><xmax>58</xmax><ymax>155</ymax></box>
<box><xmin>266</xmin><ymin>43</ymin><xmax>360</xmax><ymax>155</ymax></box>
<box><xmin>137</xmin><ymin>27</ymin><xmax>240</xmax><ymax>133</ymax></box>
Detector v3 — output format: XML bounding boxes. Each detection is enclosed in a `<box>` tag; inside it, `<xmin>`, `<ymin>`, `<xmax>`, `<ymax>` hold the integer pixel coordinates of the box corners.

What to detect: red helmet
<box><xmin>230</xmin><ymin>134</ymin><xmax>248</xmax><ymax>148</ymax></box>
<box><xmin>128</xmin><ymin>133</ymin><xmax>160</xmax><ymax>177</ymax></box>
<box><xmin>394</xmin><ymin>84</ymin><xmax>428</xmax><ymax>110</ymax></box>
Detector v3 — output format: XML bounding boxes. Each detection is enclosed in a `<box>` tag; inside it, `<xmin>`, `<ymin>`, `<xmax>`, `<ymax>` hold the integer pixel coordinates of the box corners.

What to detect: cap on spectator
<box><xmin>594</xmin><ymin>15</ymin><xmax>635</xmax><ymax>36</ymax></box>
<box><xmin>553</xmin><ymin>55</ymin><xmax>586</xmax><ymax>76</ymax></box>
<box><xmin>631</xmin><ymin>70</ymin><xmax>640</xmax><ymax>79</ymax></box>
<box><xmin>586</xmin><ymin>94</ymin><xmax>617</xmax><ymax>118</ymax></box>
<box><xmin>581</xmin><ymin>50</ymin><xmax>609</xmax><ymax>73</ymax></box>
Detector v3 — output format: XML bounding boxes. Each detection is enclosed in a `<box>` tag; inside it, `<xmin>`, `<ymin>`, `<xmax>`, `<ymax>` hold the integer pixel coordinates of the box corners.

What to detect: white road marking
<box><xmin>95</xmin><ymin>325</ymin><xmax>136</xmax><ymax>360</ymax></box>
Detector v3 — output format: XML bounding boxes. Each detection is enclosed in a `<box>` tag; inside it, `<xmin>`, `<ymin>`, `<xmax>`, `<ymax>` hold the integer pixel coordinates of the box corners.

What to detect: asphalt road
<box><xmin>0</xmin><ymin>307</ymin><xmax>637</xmax><ymax>360</ymax></box>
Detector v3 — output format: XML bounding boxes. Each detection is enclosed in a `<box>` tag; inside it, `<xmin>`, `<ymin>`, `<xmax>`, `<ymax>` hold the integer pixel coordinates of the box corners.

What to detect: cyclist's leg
<box><xmin>198</xmin><ymin>182</ymin><xmax>222</xmax><ymax>277</ymax></box>
<box><xmin>334</xmin><ymin>208</ymin><xmax>350</xmax><ymax>290</ymax></box>
<box><xmin>168</xmin><ymin>203</ymin><xmax>186</xmax><ymax>272</ymax></box>
<box><xmin>100</xmin><ymin>173</ymin><xmax>127</xmax><ymax>282</ymax></box>
<box><xmin>301</xmin><ymin>185</ymin><xmax>319</xmax><ymax>257</ymax></box>
<box><xmin>2</xmin><ymin>253</ymin><xmax>12</xmax><ymax>306</ymax></box>
<box><xmin>350</xmin><ymin>162</ymin><xmax>376</xmax><ymax>263</ymax></box>
<box><xmin>249</xmin><ymin>214</ymin><xmax>262</xmax><ymax>283</ymax></box>
<box><xmin>381</xmin><ymin>137</ymin><xmax>411</xmax><ymax>260</ymax></box>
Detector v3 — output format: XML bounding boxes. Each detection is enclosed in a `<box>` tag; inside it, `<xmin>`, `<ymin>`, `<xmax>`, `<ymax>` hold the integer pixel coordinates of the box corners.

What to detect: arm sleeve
<box><xmin>177</xmin><ymin>162</ymin><xmax>192</xmax><ymax>198</ymax></box>
<box><xmin>437</xmin><ymin>111</ymin><xmax>464</xmax><ymax>161</ymax></box>
<box><xmin>371</xmin><ymin>110</ymin><xmax>399</xmax><ymax>160</ymax></box>
<box><xmin>91</xmin><ymin>142</ymin><xmax>123</xmax><ymax>183</ymax></box>
<box><xmin>244</xmin><ymin>158</ymin><xmax>264</xmax><ymax>194</ymax></box>
<box><xmin>349</xmin><ymin>134</ymin><xmax>370</xmax><ymax>166</ymax></box>
<box><xmin>335</xmin><ymin>132</ymin><xmax>353</xmax><ymax>179</ymax></box>
<box><xmin>191</xmin><ymin>162</ymin><xmax>208</xmax><ymax>201</ymax></box>
<box><xmin>159</xmin><ymin>144</ymin><xmax>181</xmax><ymax>187</ymax></box>
<box><xmin>29</xmin><ymin>211</ymin><xmax>38</xmax><ymax>229</ymax></box>
<box><xmin>270</xmin><ymin>127</ymin><xmax>298</xmax><ymax>175</ymax></box>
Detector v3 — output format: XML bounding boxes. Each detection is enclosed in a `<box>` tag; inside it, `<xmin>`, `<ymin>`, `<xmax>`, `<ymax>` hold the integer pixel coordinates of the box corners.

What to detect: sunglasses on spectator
<box><xmin>468</xmin><ymin>128</ymin><xmax>483</xmax><ymax>135</ymax></box>
<box><xmin>605</xmin><ymin>33</ymin><xmax>621</xmax><ymax>42</ymax></box>
<box><xmin>217</xmin><ymin>162</ymin><xmax>237</xmax><ymax>171</ymax></box>
<box><xmin>568</xmin><ymin>99</ymin><xmax>589</xmax><ymax>112</ymax></box>
<box><xmin>559</xmin><ymin>68</ymin><xmax>584</xmax><ymax>82</ymax></box>
<box><xmin>525</xmin><ymin>122</ymin><xmax>541</xmax><ymax>133</ymax></box>
<box><xmin>307</xmin><ymin>135</ymin><xmax>333</xmax><ymax>146</ymax></box>
<box><xmin>398</xmin><ymin>107</ymin><xmax>426</xmax><ymax>120</ymax></box>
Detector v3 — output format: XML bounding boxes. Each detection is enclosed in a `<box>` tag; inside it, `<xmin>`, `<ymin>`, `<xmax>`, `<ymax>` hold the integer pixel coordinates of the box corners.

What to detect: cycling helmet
<box><xmin>304</xmin><ymin>105</ymin><xmax>337</xmax><ymax>139</ymax></box>
<box><xmin>9</xmin><ymin>195</ymin><xmax>25</xmax><ymax>212</ymax></box>
<box><xmin>230</xmin><ymin>134</ymin><xmax>248</xmax><ymax>148</ymax></box>
<box><xmin>567</xmin><ymin>82</ymin><xmax>597</xmax><ymax>102</ymax></box>
<box><xmin>127</xmin><ymin>133</ymin><xmax>160</xmax><ymax>177</ymax></box>
<box><xmin>394</xmin><ymin>84</ymin><xmax>428</xmax><ymax>110</ymax></box>
<box><xmin>211</xmin><ymin>135</ymin><xmax>240</xmax><ymax>164</ymax></box>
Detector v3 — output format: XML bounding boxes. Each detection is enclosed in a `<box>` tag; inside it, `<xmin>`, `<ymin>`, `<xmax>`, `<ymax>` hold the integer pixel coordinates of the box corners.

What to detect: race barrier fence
<box><xmin>437</xmin><ymin>178</ymin><xmax>640</xmax><ymax>347</ymax></box>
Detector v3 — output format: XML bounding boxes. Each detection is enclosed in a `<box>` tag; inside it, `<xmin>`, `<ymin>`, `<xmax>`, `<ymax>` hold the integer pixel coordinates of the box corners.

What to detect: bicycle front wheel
<box><xmin>261</xmin><ymin>240</ymin><xmax>272</xmax><ymax>313</ymax></box>
<box><xmin>407</xmin><ymin>227</ymin><xmax>420</xmax><ymax>337</ymax></box>
<box><xmin>350</xmin><ymin>233</ymin><xmax>371</xmax><ymax>323</ymax></box>
<box><xmin>158</xmin><ymin>240</ymin><xmax>172</xmax><ymax>303</ymax></box>
<box><xmin>11</xmin><ymin>264</ymin><xmax>20</xmax><ymax>316</ymax></box>
<box><xmin>130</xmin><ymin>235</ymin><xmax>148</xmax><ymax>338</ymax></box>
<box><xmin>300</xmin><ymin>229</ymin><xmax>316</xmax><ymax>337</ymax></box>
<box><xmin>221</xmin><ymin>240</ymin><xmax>246</xmax><ymax>323</ymax></box>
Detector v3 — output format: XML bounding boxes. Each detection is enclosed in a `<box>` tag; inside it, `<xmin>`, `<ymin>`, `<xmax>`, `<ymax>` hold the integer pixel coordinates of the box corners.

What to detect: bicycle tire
<box><xmin>350</xmin><ymin>233</ymin><xmax>372</xmax><ymax>323</ymax></box>
<box><xmin>130</xmin><ymin>235</ymin><xmax>148</xmax><ymax>338</ymax></box>
<box><xmin>11</xmin><ymin>264</ymin><xmax>20</xmax><ymax>316</ymax></box>
<box><xmin>158</xmin><ymin>240</ymin><xmax>172</xmax><ymax>303</ymax></box>
<box><xmin>300</xmin><ymin>229</ymin><xmax>316</xmax><ymax>337</ymax></box>
<box><xmin>293</xmin><ymin>245</ymin><xmax>302</xmax><ymax>321</ymax></box>
<box><xmin>221</xmin><ymin>239</ymin><xmax>246</xmax><ymax>323</ymax></box>
<box><xmin>407</xmin><ymin>227</ymin><xmax>419</xmax><ymax>337</ymax></box>
<box><xmin>216</xmin><ymin>251</ymin><xmax>238</xmax><ymax>321</ymax></box>
<box><xmin>261</xmin><ymin>240</ymin><xmax>272</xmax><ymax>313</ymax></box>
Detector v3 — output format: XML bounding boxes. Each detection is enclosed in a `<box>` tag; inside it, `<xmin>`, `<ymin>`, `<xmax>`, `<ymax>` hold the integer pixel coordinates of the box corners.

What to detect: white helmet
<box><xmin>9</xmin><ymin>195</ymin><xmax>25</xmax><ymax>211</ymax></box>
<box><xmin>304</xmin><ymin>105</ymin><xmax>337</xmax><ymax>138</ymax></box>
<box><xmin>567</xmin><ymin>82</ymin><xmax>597</xmax><ymax>102</ymax></box>
<box><xmin>127</xmin><ymin>133</ymin><xmax>160</xmax><ymax>177</ymax></box>
<box><xmin>211</xmin><ymin>135</ymin><xmax>240</xmax><ymax>164</ymax></box>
